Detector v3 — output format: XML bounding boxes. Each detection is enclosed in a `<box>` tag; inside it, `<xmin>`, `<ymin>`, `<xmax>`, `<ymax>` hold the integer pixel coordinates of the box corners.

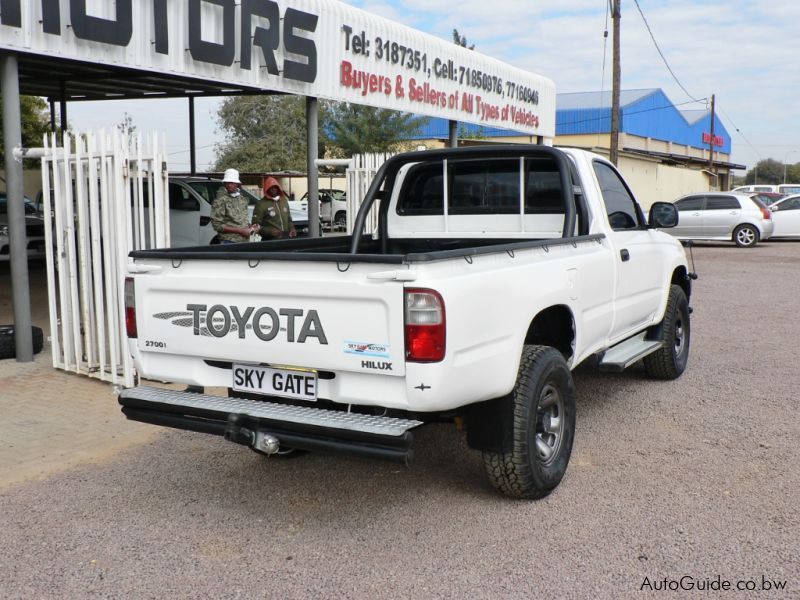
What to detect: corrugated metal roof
<box><xmin>679</xmin><ymin>109</ymin><xmax>708</xmax><ymax>125</ymax></box>
<box><xmin>408</xmin><ymin>87</ymin><xmax>730</xmax><ymax>155</ymax></box>
<box><xmin>555</xmin><ymin>89</ymin><xmax>658</xmax><ymax>110</ymax></box>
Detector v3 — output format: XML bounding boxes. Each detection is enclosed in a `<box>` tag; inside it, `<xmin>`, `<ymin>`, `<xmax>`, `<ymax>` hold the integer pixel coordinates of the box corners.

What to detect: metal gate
<box><xmin>40</xmin><ymin>130</ymin><xmax>169</xmax><ymax>387</ymax></box>
<box><xmin>345</xmin><ymin>153</ymin><xmax>394</xmax><ymax>235</ymax></box>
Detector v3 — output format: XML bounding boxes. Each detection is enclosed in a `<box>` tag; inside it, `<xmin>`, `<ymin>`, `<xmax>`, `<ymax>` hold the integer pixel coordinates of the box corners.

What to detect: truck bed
<box><xmin>130</xmin><ymin>234</ymin><xmax>605</xmax><ymax>264</ymax></box>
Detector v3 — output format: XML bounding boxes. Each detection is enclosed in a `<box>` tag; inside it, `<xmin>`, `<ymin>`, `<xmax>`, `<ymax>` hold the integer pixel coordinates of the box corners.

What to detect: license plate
<box><xmin>232</xmin><ymin>364</ymin><xmax>317</xmax><ymax>401</ymax></box>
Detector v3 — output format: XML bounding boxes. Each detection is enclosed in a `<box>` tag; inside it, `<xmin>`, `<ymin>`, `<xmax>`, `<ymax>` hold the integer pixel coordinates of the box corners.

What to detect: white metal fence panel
<box><xmin>346</xmin><ymin>153</ymin><xmax>394</xmax><ymax>236</ymax></box>
<box><xmin>40</xmin><ymin>130</ymin><xmax>169</xmax><ymax>387</ymax></box>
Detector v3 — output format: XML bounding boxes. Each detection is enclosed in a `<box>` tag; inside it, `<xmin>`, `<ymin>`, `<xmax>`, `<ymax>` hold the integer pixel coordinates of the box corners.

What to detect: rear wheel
<box><xmin>482</xmin><ymin>345</ymin><xmax>576</xmax><ymax>499</ymax></box>
<box><xmin>333</xmin><ymin>211</ymin><xmax>346</xmax><ymax>231</ymax></box>
<box><xmin>733</xmin><ymin>224</ymin><xmax>758</xmax><ymax>247</ymax></box>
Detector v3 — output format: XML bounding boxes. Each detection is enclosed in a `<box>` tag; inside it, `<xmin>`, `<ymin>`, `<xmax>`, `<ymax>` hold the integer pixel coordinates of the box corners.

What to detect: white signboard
<box><xmin>0</xmin><ymin>0</ymin><xmax>555</xmax><ymax>137</ymax></box>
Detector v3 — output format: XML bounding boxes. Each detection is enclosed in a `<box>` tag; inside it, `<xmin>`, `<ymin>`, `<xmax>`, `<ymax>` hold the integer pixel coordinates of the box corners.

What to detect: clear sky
<box><xmin>66</xmin><ymin>0</ymin><xmax>800</xmax><ymax>173</ymax></box>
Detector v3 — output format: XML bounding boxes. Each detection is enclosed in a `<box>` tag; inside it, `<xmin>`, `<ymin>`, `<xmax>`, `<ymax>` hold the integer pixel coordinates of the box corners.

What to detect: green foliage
<box><xmin>213</xmin><ymin>96</ymin><xmax>426</xmax><ymax>169</ymax></box>
<box><xmin>117</xmin><ymin>112</ymin><xmax>136</xmax><ymax>136</ymax></box>
<box><xmin>213</xmin><ymin>95</ymin><xmax>332</xmax><ymax>172</ymax></box>
<box><xmin>0</xmin><ymin>95</ymin><xmax>50</xmax><ymax>165</ymax></box>
<box><xmin>453</xmin><ymin>29</ymin><xmax>475</xmax><ymax>50</ymax></box>
<box><xmin>325</xmin><ymin>103</ymin><xmax>427</xmax><ymax>156</ymax></box>
<box><xmin>784</xmin><ymin>162</ymin><xmax>800</xmax><ymax>182</ymax></box>
<box><xmin>458</xmin><ymin>123</ymin><xmax>487</xmax><ymax>140</ymax></box>
<box><xmin>744</xmin><ymin>159</ymin><xmax>783</xmax><ymax>184</ymax></box>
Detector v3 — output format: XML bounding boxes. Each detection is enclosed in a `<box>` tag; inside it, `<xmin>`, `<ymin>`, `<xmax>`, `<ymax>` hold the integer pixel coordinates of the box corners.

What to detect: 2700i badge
<box><xmin>232</xmin><ymin>363</ymin><xmax>317</xmax><ymax>401</ymax></box>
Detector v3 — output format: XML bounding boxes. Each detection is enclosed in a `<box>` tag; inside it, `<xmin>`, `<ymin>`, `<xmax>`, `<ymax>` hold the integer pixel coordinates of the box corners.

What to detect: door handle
<box><xmin>200</xmin><ymin>216</ymin><xmax>211</xmax><ymax>226</ymax></box>
<box><xmin>620</xmin><ymin>249</ymin><xmax>630</xmax><ymax>262</ymax></box>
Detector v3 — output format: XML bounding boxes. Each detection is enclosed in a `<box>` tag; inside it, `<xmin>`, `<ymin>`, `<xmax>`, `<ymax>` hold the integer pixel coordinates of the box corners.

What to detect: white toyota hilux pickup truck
<box><xmin>120</xmin><ymin>145</ymin><xmax>693</xmax><ymax>499</ymax></box>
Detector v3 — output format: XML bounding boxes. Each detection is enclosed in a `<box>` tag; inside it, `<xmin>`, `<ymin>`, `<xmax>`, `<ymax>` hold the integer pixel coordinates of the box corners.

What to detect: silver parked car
<box><xmin>668</xmin><ymin>192</ymin><xmax>774</xmax><ymax>247</ymax></box>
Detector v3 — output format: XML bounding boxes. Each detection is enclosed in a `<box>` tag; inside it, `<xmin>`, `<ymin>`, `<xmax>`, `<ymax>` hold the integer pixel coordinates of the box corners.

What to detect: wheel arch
<box><xmin>671</xmin><ymin>265</ymin><xmax>691</xmax><ymax>301</ymax></box>
<box><xmin>522</xmin><ymin>304</ymin><xmax>575</xmax><ymax>362</ymax></box>
<box><xmin>464</xmin><ymin>307</ymin><xmax>575</xmax><ymax>454</ymax></box>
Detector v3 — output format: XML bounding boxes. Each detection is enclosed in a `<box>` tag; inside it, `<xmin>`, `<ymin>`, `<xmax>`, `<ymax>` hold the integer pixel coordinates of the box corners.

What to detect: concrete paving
<box><xmin>0</xmin><ymin>261</ymin><xmax>159</xmax><ymax>487</ymax></box>
<box><xmin>0</xmin><ymin>348</ymin><xmax>159</xmax><ymax>487</ymax></box>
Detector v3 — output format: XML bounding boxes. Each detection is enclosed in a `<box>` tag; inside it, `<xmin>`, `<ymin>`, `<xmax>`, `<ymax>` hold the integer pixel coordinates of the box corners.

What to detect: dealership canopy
<box><xmin>0</xmin><ymin>0</ymin><xmax>556</xmax><ymax>137</ymax></box>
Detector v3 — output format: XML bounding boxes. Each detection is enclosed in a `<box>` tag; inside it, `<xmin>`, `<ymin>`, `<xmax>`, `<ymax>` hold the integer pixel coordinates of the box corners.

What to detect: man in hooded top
<box><xmin>253</xmin><ymin>177</ymin><xmax>297</xmax><ymax>240</ymax></box>
<box><xmin>211</xmin><ymin>168</ymin><xmax>259</xmax><ymax>243</ymax></box>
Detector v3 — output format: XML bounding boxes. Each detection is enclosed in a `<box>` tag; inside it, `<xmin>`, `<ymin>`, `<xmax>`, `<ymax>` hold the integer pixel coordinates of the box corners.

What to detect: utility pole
<box><xmin>610</xmin><ymin>0</ymin><xmax>621</xmax><ymax>166</ymax></box>
<box><xmin>707</xmin><ymin>94</ymin><xmax>716</xmax><ymax>176</ymax></box>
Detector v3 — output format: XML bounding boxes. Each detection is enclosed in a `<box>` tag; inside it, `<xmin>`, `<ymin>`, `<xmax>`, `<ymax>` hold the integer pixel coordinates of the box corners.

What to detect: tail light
<box><xmin>404</xmin><ymin>288</ymin><xmax>445</xmax><ymax>362</ymax></box>
<box><xmin>761</xmin><ymin>207</ymin><xmax>771</xmax><ymax>220</ymax></box>
<box><xmin>124</xmin><ymin>277</ymin><xmax>137</xmax><ymax>338</ymax></box>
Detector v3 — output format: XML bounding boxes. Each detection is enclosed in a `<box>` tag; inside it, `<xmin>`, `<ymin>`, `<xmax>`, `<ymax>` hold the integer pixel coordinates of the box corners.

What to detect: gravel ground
<box><xmin>1</xmin><ymin>241</ymin><xmax>798</xmax><ymax>599</ymax></box>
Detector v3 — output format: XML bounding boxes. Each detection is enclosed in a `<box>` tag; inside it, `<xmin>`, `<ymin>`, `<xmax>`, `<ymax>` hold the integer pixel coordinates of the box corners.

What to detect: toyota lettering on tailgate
<box><xmin>153</xmin><ymin>304</ymin><xmax>328</xmax><ymax>344</ymax></box>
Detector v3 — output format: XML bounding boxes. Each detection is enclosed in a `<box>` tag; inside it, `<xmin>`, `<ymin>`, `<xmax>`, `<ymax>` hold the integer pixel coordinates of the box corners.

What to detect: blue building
<box><xmin>412</xmin><ymin>89</ymin><xmax>743</xmax><ymax>199</ymax></box>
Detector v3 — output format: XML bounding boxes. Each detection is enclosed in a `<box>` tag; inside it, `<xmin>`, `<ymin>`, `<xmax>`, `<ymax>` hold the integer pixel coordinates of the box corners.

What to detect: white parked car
<box><xmin>769</xmin><ymin>194</ymin><xmax>800</xmax><ymax>237</ymax></box>
<box><xmin>668</xmin><ymin>192</ymin><xmax>774</xmax><ymax>247</ymax></box>
<box><xmin>298</xmin><ymin>189</ymin><xmax>348</xmax><ymax>230</ymax></box>
<box><xmin>167</xmin><ymin>177</ymin><xmax>309</xmax><ymax>246</ymax></box>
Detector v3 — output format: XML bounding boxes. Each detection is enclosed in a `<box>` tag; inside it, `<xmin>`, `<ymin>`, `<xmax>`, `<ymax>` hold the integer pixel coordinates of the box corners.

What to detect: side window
<box><xmin>397</xmin><ymin>164</ymin><xmax>444</xmax><ymax>215</ymax></box>
<box><xmin>674</xmin><ymin>196</ymin><xmax>704</xmax><ymax>211</ymax></box>
<box><xmin>705</xmin><ymin>196</ymin><xmax>739</xmax><ymax>210</ymax></box>
<box><xmin>780</xmin><ymin>198</ymin><xmax>800</xmax><ymax>211</ymax></box>
<box><xmin>592</xmin><ymin>161</ymin><xmax>641</xmax><ymax>230</ymax></box>
<box><xmin>397</xmin><ymin>157</ymin><xmax>566</xmax><ymax>217</ymax></box>
<box><xmin>169</xmin><ymin>184</ymin><xmax>198</xmax><ymax>211</ymax></box>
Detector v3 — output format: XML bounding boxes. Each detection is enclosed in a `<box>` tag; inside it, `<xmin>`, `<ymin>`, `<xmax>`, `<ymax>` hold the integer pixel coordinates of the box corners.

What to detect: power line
<box><xmin>557</xmin><ymin>97</ymin><xmax>708</xmax><ymax>128</ymax></box>
<box><xmin>632</xmin><ymin>0</ymin><xmax>704</xmax><ymax>104</ymax></box>
<box><xmin>717</xmin><ymin>107</ymin><xmax>762</xmax><ymax>162</ymax></box>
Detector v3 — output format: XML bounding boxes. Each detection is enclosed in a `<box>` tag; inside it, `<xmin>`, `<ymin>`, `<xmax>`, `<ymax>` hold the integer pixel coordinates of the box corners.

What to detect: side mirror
<box><xmin>649</xmin><ymin>202</ymin><xmax>678</xmax><ymax>228</ymax></box>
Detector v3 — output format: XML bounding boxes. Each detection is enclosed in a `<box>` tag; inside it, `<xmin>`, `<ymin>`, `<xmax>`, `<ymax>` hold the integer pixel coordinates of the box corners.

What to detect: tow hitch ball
<box><xmin>224</xmin><ymin>414</ymin><xmax>280</xmax><ymax>455</ymax></box>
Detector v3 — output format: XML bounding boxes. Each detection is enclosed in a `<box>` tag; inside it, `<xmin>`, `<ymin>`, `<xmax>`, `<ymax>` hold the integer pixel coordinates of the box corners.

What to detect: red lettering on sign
<box><xmin>702</xmin><ymin>132</ymin><xmax>723</xmax><ymax>146</ymax></box>
<box><xmin>339</xmin><ymin>60</ymin><xmax>391</xmax><ymax>96</ymax></box>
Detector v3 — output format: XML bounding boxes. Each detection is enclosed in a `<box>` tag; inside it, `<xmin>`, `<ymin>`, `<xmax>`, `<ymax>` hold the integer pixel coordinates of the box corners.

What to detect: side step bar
<box><xmin>119</xmin><ymin>386</ymin><xmax>423</xmax><ymax>464</ymax></box>
<box><xmin>597</xmin><ymin>333</ymin><xmax>662</xmax><ymax>372</ymax></box>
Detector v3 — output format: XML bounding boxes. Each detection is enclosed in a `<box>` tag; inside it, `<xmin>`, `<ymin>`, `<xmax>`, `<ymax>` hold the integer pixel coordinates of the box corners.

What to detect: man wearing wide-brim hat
<box><xmin>211</xmin><ymin>168</ymin><xmax>259</xmax><ymax>244</ymax></box>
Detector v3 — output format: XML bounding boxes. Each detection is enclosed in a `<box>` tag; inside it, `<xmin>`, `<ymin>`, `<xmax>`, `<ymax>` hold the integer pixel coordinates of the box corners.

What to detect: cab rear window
<box><xmin>396</xmin><ymin>157</ymin><xmax>565</xmax><ymax>216</ymax></box>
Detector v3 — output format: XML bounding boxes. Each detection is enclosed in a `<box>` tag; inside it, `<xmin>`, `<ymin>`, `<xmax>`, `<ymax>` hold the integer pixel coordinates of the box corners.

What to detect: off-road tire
<box><xmin>0</xmin><ymin>325</ymin><xmax>44</xmax><ymax>359</ymax></box>
<box><xmin>733</xmin><ymin>224</ymin><xmax>759</xmax><ymax>247</ymax></box>
<box><xmin>482</xmin><ymin>345</ymin><xmax>576</xmax><ymax>499</ymax></box>
<box><xmin>644</xmin><ymin>285</ymin><xmax>690</xmax><ymax>380</ymax></box>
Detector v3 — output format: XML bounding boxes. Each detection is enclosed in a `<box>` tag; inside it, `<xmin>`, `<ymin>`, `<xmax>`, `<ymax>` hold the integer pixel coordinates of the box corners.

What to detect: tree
<box><xmin>117</xmin><ymin>112</ymin><xmax>136</xmax><ymax>136</ymax></box>
<box><xmin>744</xmin><ymin>159</ymin><xmax>783</xmax><ymax>184</ymax></box>
<box><xmin>453</xmin><ymin>29</ymin><xmax>475</xmax><ymax>50</ymax></box>
<box><xmin>0</xmin><ymin>95</ymin><xmax>50</xmax><ymax>166</ymax></box>
<box><xmin>213</xmin><ymin>95</ymin><xmax>332</xmax><ymax>172</ymax></box>
<box><xmin>784</xmin><ymin>162</ymin><xmax>800</xmax><ymax>183</ymax></box>
<box><xmin>325</xmin><ymin>103</ymin><xmax>426</xmax><ymax>156</ymax></box>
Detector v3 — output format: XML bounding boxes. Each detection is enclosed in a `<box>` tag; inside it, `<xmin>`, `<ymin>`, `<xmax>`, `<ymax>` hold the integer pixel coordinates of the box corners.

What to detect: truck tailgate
<box><xmin>132</xmin><ymin>260</ymin><xmax>407</xmax><ymax>376</ymax></box>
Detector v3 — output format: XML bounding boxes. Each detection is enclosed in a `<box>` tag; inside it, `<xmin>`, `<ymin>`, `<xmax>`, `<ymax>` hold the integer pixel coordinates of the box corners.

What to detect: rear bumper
<box><xmin>119</xmin><ymin>386</ymin><xmax>422</xmax><ymax>464</ymax></box>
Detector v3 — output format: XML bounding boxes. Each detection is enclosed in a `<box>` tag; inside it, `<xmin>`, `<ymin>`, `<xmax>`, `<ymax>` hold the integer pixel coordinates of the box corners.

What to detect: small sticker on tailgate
<box><xmin>232</xmin><ymin>364</ymin><xmax>317</xmax><ymax>401</ymax></box>
<box><xmin>343</xmin><ymin>341</ymin><xmax>390</xmax><ymax>358</ymax></box>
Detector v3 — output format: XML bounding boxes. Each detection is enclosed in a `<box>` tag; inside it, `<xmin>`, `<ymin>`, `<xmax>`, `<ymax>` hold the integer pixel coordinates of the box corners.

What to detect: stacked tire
<box><xmin>0</xmin><ymin>325</ymin><xmax>44</xmax><ymax>359</ymax></box>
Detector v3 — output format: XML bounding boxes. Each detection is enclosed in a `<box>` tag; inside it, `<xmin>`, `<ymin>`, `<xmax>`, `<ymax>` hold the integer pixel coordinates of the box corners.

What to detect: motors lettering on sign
<box><xmin>0</xmin><ymin>0</ymin><xmax>318</xmax><ymax>83</ymax></box>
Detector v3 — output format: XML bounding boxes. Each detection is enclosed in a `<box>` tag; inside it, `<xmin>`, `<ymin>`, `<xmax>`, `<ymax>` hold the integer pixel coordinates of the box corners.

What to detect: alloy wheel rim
<box><xmin>738</xmin><ymin>228</ymin><xmax>755</xmax><ymax>245</ymax></box>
